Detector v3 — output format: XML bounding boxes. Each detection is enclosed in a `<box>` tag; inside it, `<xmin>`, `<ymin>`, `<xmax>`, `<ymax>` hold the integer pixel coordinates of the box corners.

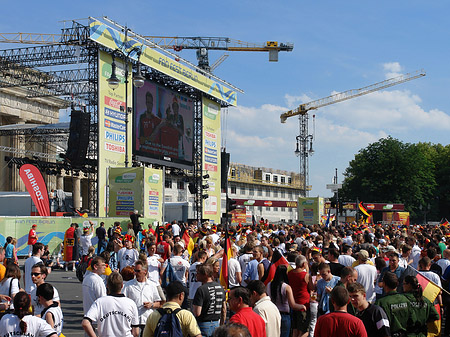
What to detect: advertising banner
<box><xmin>134</xmin><ymin>80</ymin><xmax>194</xmax><ymax>167</ymax></box>
<box><xmin>231</xmin><ymin>209</ymin><xmax>247</xmax><ymax>224</ymax></box>
<box><xmin>98</xmin><ymin>50</ymin><xmax>133</xmax><ymax>216</ymax></box>
<box><xmin>383</xmin><ymin>211</ymin><xmax>410</xmax><ymax>226</ymax></box>
<box><xmin>298</xmin><ymin>197</ymin><xmax>324</xmax><ymax>225</ymax></box>
<box><xmin>19</xmin><ymin>164</ymin><xmax>50</xmax><ymax>217</ymax></box>
<box><xmin>202</xmin><ymin>97</ymin><xmax>221</xmax><ymax>223</ymax></box>
<box><xmin>89</xmin><ymin>18</ymin><xmax>237</xmax><ymax>106</ymax></box>
<box><xmin>108</xmin><ymin>168</ymin><xmax>144</xmax><ymax>217</ymax></box>
<box><xmin>143</xmin><ymin>167</ymin><xmax>163</xmax><ymax>223</ymax></box>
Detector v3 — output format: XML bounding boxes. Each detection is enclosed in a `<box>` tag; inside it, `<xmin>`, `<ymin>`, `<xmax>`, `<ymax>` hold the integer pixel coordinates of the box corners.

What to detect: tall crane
<box><xmin>0</xmin><ymin>33</ymin><xmax>294</xmax><ymax>72</ymax></box>
<box><xmin>282</xmin><ymin>69</ymin><xmax>426</xmax><ymax>197</ymax></box>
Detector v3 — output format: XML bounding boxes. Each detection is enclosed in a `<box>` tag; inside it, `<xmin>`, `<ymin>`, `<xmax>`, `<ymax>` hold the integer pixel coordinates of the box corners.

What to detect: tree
<box><xmin>340</xmin><ymin>137</ymin><xmax>437</xmax><ymax>222</ymax></box>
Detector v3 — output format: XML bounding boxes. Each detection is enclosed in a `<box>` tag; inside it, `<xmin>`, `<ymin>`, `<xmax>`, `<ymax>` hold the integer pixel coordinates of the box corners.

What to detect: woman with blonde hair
<box><xmin>0</xmin><ymin>264</ymin><xmax>21</xmax><ymax>307</ymax></box>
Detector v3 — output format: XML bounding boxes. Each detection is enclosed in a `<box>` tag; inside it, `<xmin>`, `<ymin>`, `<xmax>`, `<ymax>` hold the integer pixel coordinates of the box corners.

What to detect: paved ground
<box><xmin>19</xmin><ymin>260</ymin><xmax>84</xmax><ymax>337</ymax></box>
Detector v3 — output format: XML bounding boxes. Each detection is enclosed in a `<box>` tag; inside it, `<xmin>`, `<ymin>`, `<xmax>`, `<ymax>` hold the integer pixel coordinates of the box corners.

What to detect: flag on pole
<box><xmin>325</xmin><ymin>208</ymin><xmax>331</xmax><ymax>228</ymax></box>
<box><xmin>181</xmin><ymin>227</ymin><xmax>194</xmax><ymax>258</ymax></box>
<box><xmin>261</xmin><ymin>249</ymin><xmax>291</xmax><ymax>285</ymax></box>
<box><xmin>219</xmin><ymin>232</ymin><xmax>232</xmax><ymax>289</ymax></box>
<box><xmin>75</xmin><ymin>209</ymin><xmax>88</xmax><ymax>218</ymax></box>
<box><xmin>440</xmin><ymin>218</ymin><xmax>449</xmax><ymax>227</ymax></box>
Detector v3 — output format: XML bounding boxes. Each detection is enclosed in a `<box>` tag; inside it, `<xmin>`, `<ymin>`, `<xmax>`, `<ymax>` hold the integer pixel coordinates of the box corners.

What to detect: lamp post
<box><xmin>107</xmin><ymin>30</ymin><xmax>145</xmax><ymax>167</ymax></box>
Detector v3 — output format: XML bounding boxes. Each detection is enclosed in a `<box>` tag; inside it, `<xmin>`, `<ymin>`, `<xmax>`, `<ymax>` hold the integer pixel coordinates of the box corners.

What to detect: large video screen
<box><xmin>134</xmin><ymin>80</ymin><xmax>194</xmax><ymax>168</ymax></box>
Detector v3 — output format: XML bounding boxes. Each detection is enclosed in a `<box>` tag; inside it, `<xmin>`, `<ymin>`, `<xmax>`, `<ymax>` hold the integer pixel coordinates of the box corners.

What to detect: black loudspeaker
<box><xmin>66</xmin><ymin>108</ymin><xmax>90</xmax><ymax>168</ymax></box>
<box><xmin>188</xmin><ymin>182</ymin><xmax>196</xmax><ymax>194</ymax></box>
<box><xmin>221</xmin><ymin>151</ymin><xmax>230</xmax><ymax>191</ymax></box>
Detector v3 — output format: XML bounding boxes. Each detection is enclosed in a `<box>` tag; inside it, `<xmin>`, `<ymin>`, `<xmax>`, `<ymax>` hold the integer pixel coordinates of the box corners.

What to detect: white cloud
<box><xmin>383</xmin><ymin>62</ymin><xmax>403</xmax><ymax>79</ymax></box>
<box><xmin>284</xmin><ymin>93</ymin><xmax>313</xmax><ymax>108</ymax></box>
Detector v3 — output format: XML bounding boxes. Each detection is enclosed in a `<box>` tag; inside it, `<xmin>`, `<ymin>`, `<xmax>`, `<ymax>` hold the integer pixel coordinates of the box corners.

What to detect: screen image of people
<box><xmin>135</xmin><ymin>81</ymin><xmax>194</xmax><ymax>164</ymax></box>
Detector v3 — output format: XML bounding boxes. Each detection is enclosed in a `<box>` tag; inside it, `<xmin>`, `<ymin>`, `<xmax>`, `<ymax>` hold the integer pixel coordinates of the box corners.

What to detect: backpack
<box><xmin>161</xmin><ymin>259</ymin><xmax>176</xmax><ymax>288</ymax></box>
<box><xmin>76</xmin><ymin>255</ymin><xmax>93</xmax><ymax>282</ymax></box>
<box><xmin>154</xmin><ymin>308</ymin><xmax>183</xmax><ymax>337</ymax></box>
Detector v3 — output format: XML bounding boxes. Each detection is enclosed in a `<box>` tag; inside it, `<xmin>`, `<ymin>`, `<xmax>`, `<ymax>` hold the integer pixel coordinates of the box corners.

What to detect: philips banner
<box><xmin>19</xmin><ymin>164</ymin><xmax>50</xmax><ymax>217</ymax></box>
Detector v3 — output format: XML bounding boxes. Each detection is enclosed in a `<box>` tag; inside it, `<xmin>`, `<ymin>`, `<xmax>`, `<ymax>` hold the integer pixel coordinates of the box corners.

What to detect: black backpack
<box><xmin>76</xmin><ymin>255</ymin><xmax>93</xmax><ymax>282</ymax></box>
<box><xmin>154</xmin><ymin>308</ymin><xmax>183</xmax><ymax>337</ymax></box>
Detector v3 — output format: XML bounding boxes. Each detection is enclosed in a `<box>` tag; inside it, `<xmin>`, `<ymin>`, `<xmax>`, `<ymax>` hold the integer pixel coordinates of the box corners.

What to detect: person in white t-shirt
<box><xmin>188</xmin><ymin>251</ymin><xmax>208</xmax><ymax>302</ymax></box>
<box><xmin>83</xmin><ymin>272</ymin><xmax>139</xmax><ymax>337</ymax></box>
<box><xmin>80</xmin><ymin>222</ymin><xmax>95</xmax><ymax>256</ymax></box>
<box><xmin>338</xmin><ymin>245</ymin><xmax>356</xmax><ymax>267</ymax></box>
<box><xmin>36</xmin><ymin>283</ymin><xmax>63</xmax><ymax>336</ymax></box>
<box><xmin>354</xmin><ymin>250</ymin><xmax>378</xmax><ymax>303</ymax></box>
<box><xmin>0</xmin><ymin>264</ymin><xmax>21</xmax><ymax>307</ymax></box>
<box><xmin>118</xmin><ymin>235</ymin><xmax>139</xmax><ymax>272</ymax></box>
<box><xmin>123</xmin><ymin>260</ymin><xmax>161</xmax><ymax>331</ymax></box>
<box><xmin>228</xmin><ymin>246</ymin><xmax>242</xmax><ymax>288</ymax></box>
<box><xmin>0</xmin><ymin>291</ymin><xmax>57</xmax><ymax>337</ymax></box>
<box><xmin>171</xmin><ymin>222</ymin><xmax>181</xmax><ymax>237</ymax></box>
<box><xmin>146</xmin><ymin>242</ymin><xmax>162</xmax><ymax>285</ymax></box>
<box><xmin>82</xmin><ymin>256</ymin><xmax>107</xmax><ymax>315</ymax></box>
<box><xmin>24</xmin><ymin>242</ymin><xmax>44</xmax><ymax>294</ymax></box>
<box><xmin>29</xmin><ymin>264</ymin><xmax>60</xmax><ymax>317</ymax></box>
<box><xmin>162</xmin><ymin>244</ymin><xmax>190</xmax><ymax>286</ymax></box>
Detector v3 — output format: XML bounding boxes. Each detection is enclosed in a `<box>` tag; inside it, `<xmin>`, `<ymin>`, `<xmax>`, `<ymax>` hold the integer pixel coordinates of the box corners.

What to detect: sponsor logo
<box><xmin>104</xmin><ymin>118</ymin><xmax>126</xmax><ymax>132</ymax></box>
<box><xmin>383</xmin><ymin>204</ymin><xmax>394</xmax><ymax>210</ymax></box>
<box><xmin>117</xmin><ymin>191</ymin><xmax>134</xmax><ymax>195</ymax></box>
<box><xmin>205</xmin><ymin>155</ymin><xmax>217</xmax><ymax>165</ymax></box>
<box><xmin>205</xmin><ymin>131</ymin><xmax>217</xmax><ymax>139</ymax></box>
<box><xmin>204</xmin><ymin>102</ymin><xmax>219</xmax><ymax>120</ymax></box>
<box><xmin>148</xmin><ymin>173</ymin><xmax>160</xmax><ymax>183</ymax></box>
<box><xmin>204</xmin><ymin>147</ymin><xmax>217</xmax><ymax>156</ymax></box>
<box><xmin>244</xmin><ymin>200</ymin><xmax>255</xmax><ymax>206</ymax></box>
<box><xmin>104</xmin><ymin>107</ymin><xmax>126</xmax><ymax>121</ymax></box>
<box><xmin>204</xmin><ymin>163</ymin><xmax>217</xmax><ymax>172</ymax></box>
<box><xmin>264</xmin><ymin>201</ymin><xmax>272</xmax><ymax>207</ymax></box>
<box><xmin>115</xmin><ymin>173</ymin><xmax>135</xmax><ymax>183</ymax></box>
<box><xmin>104</xmin><ymin>96</ymin><xmax>125</xmax><ymax>110</ymax></box>
<box><xmin>286</xmin><ymin>201</ymin><xmax>298</xmax><ymax>207</ymax></box>
<box><xmin>105</xmin><ymin>130</ymin><xmax>125</xmax><ymax>143</ymax></box>
<box><xmin>149</xmin><ymin>191</ymin><xmax>159</xmax><ymax>196</ymax></box>
<box><xmin>117</xmin><ymin>196</ymin><xmax>133</xmax><ymax>201</ymax></box>
<box><xmin>105</xmin><ymin>142</ymin><xmax>125</xmax><ymax>153</ymax></box>
<box><xmin>366</xmin><ymin>204</ymin><xmax>375</xmax><ymax>210</ymax></box>
<box><xmin>205</xmin><ymin>139</ymin><xmax>216</xmax><ymax>148</ymax></box>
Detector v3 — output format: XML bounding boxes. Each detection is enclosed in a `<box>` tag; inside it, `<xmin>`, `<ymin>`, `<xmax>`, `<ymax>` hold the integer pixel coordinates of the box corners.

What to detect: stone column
<box><xmin>56</xmin><ymin>175</ymin><xmax>64</xmax><ymax>190</ymax></box>
<box><xmin>72</xmin><ymin>176</ymin><xmax>81</xmax><ymax>210</ymax></box>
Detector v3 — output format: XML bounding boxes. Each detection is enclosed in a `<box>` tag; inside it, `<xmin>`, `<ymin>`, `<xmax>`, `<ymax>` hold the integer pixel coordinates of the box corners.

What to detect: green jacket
<box><xmin>375</xmin><ymin>291</ymin><xmax>410</xmax><ymax>334</ymax></box>
<box><xmin>403</xmin><ymin>292</ymin><xmax>439</xmax><ymax>337</ymax></box>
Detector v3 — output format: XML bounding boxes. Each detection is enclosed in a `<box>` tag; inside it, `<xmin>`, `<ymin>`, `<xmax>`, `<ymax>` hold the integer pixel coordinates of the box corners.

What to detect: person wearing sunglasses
<box><xmin>29</xmin><ymin>263</ymin><xmax>60</xmax><ymax>317</ymax></box>
<box><xmin>123</xmin><ymin>260</ymin><xmax>161</xmax><ymax>333</ymax></box>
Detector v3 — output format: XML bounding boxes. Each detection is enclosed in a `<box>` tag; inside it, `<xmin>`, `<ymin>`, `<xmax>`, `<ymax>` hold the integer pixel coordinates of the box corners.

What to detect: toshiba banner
<box><xmin>19</xmin><ymin>164</ymin><xmax>50</xmax><ymax>217</ymax></box>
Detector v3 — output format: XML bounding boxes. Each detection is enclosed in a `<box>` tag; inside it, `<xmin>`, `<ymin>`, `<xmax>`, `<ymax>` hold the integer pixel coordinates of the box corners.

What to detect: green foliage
<box><xmin>340</xmin><ymin>136</ymin><xmax>449</xmax><ymax>223</ymax></box>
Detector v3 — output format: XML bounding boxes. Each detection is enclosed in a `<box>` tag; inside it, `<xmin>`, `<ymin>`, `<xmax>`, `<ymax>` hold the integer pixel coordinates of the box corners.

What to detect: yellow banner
<box><xmin>89</xmin><ymin>19</ymin><xmax>237</xmax><ymax>106</ymax></box>
<box><xmin>202</xmin><ymin>97</ymin><xmax>221</xmax><ymax>223</ymax></box>
<box><xmin>98</xmin><ymin>51</ymin><xmax>133</xmax><ymax>216</ymax></box>
<box><xmin>108</xmin><ymin>167</ymin><xmax>144</xmax><ymax>217</ymax></box>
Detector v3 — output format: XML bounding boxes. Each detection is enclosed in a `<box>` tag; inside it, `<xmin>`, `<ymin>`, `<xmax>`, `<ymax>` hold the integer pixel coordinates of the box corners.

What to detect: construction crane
<box><xmin>282</xmin><ymin>69</ymin><xmax>426</xmax><ymax>198</ymax></box>
<box><xmin>0</xmin><ymin>33</ymin><xmax>294</xmax><ymax>72</ymax></box>
<box><xmin>281</xmin><ymin>69</ymin><xmax>426</xmax><ymax>123</ymax></box>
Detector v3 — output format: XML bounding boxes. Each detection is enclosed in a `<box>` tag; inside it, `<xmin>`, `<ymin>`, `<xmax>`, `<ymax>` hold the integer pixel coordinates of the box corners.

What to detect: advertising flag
<box><xmin>19</xmin><ymin>164</ymin><xmax>50</xmax><ymax>217</ymax></box>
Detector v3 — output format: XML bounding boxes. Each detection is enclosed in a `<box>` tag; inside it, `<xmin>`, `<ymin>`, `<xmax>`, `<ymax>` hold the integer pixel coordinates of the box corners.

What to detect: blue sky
<box><xmin>1</xmin><ymin>1</ymin><xmax>449</xmax><ymax>198</ymax></box>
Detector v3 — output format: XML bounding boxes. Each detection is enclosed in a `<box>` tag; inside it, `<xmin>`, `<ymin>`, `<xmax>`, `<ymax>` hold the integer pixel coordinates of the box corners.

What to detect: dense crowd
<box><xmin>1</xmin><ymin>219</ymin><xmax>450</xmax><ymax>337</ymax></box>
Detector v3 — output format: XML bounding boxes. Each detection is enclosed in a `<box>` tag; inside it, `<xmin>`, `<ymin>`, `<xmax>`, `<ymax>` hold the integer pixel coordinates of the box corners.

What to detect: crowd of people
<box><xmin>1</xmin><ymin>218</ymin><xmax>450</xmax><ymax>337</ymax></box>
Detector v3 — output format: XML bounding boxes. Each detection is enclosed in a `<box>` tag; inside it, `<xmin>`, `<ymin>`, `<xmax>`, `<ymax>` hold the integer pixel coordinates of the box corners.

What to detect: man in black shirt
<box><xmin>95</xmin><ymin>222</ymin><xmax>107</xmax><ymax>255</ymax></box>
<box><xmin>328</xmin><ymin>248</ymin><xmax>345</xmax><ymax>277</ymax></box>
<box><xmin>193</xmin><ymin>264</ymin><xmax>226</xmax><ymax>337</ymax></box>
<box><xmin>130</xmin><ymin>210</ymin><xmax>143</xmax><ymax>235</ymax></box>
<box><xmin>348</xmin><ymin>282</ymin><xmax>390</xmax><ymax>337</ymax></box>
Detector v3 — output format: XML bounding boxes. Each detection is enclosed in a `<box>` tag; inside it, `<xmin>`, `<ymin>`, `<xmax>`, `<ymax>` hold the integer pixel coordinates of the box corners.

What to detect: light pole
<box><xmin>107</xmin><ymin>30</ymin><xmax>145</xmax><ymax>167</ymax></box>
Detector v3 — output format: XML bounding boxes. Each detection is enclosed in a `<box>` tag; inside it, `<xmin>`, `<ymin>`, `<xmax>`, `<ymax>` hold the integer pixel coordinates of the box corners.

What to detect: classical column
<box><xmin>56</xmin><ymin>175</ymin><xmax>64</xmax><ymax>190</ymax></box>
<box><xmin>72</xmin><ymin>176</ymin><xmax>81</xmax><ymax>210</ymax></box>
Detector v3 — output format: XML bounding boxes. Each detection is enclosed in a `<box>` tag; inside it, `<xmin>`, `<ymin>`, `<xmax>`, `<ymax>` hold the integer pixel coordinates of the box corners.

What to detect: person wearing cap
<box><xmin>118</xmin><ymin>235</ymin><xmax>139</xmax><ymax>272</ymax></box>
<box><xmin>354</xmin><ymin>250</ymin><xmax>378</xmax><ymax>303</ymax></box>
<box><xmin>338</xmin><ymin>245</ymin><xmax>356</xmax><ymax>267</ymax></box>
<box><xmin>27</xmin><ymin>224</ymin><xmax>38</xmax><ymax>257</ymax></box>
<box><xmin>143</xmin><ymin>281</ymin><xmax>201</xmax><ymax>337</ymax></box>
<box><xmin>80</xmin><ymin>221</ymin><xmax>95</xmax><ymax>257</ymax></box>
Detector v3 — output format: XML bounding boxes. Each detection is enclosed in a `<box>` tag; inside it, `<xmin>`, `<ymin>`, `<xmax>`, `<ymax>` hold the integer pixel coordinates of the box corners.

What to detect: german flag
<box><xmin>75</xmin><ymin>209</ymin><xmax>88</xmax><ymax>218</ymax></box>
<box><xmin>181</xmin><ymin>227</ymin><xmax>194</xmax><ymax>258</ymax></box>
<box><xmin>261</xmin><ymin>249</ymin><xmax>291</xmax><ymax>285</ymax></box>
<box><xmin>220</xmin><ymin>229</ymin><xmax>232</xmax><ymax>289</ymax></box>
<box><xmin>440</xmin><ymin>219</ymin><xmax>449</xmax><ymax>227</ymax></box>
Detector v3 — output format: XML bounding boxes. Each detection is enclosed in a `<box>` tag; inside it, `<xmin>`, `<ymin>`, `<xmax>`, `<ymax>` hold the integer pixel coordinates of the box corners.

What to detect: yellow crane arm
<box><xmin>0</xmin><ymin>32</ymin><xmax>63</xmax><ymax>44</ymax></box>
<box><xmin>280</xmin><ymin>69</ymin><xmax>426</xmax><ymax>123</ymax></box>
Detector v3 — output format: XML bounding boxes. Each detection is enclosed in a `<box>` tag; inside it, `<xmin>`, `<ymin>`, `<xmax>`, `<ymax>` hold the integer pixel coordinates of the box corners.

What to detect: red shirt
<box><xmin>157</xmin><ymin>241</ymin><xmax>170</xmax><ymax>261</ymax></box>
<box><xmin>288</xmin><ymin>269</ymin><xmax>310</xmax><ymax>309</ymax></box>
<box><xmin>230</xmin><ymin>307</ymin><xmax>266</xmax><ymax>337</ymax></box>
<box><xmin>314</xmin><ymin>311</ymin><xmax>367</xmax><ymax>337</ymax></box>
<box><xmin>28</xmin><ymin>229</ymin><xmax>37</xmax><ymax>245</ymax></box>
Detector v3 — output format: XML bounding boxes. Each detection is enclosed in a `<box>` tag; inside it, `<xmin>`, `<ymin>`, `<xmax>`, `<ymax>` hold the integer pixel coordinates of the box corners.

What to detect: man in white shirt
<box><xmin>228</xmin><ymin>246</ymin><xmax>242</xmax><ymax>288</ymax></box>
<box><xmin>123</xmin><ymin>260</ymin><xmax>161</xmax><ymax>332</ymax></box>
<box><xmin>24</xmin><ymin>243</ymin><xmax>44</xmax><ymax>294</ymax></box>
<box><xmin>188</xmin><ymin>250</ymin><xmax>207</xmax><ymax>304</ymax></box>
<box><xmin>80</xmin><ymin>222</ymin><xmax>95</xmax><ymax>256</ymax></box>
<box><xmin>162</xmin><ymin>244</ymin><xmax>190</xmax><ymax>286</ymax></box>
<box><xmin>437</xmin><ymin>249</ymin><xmax>450</xmax><ymax>273</ymax></box>
<box><xmin>354</xmin><ymin>250</ymin><xmax>378</xmax><ymax>303</ymax></box>
<box><xmin>171</xmin><ymin>221</ymin><xmax>181</xmax><ymax>237</ymax></box>
<box><xmin>247</xmin><ymin>280</ymin><xmax>281</xmax><ymax>337</ymax></box>
<box><xmin>82</xmin><ymin>271</ymin><xmax>139</xmax><ymax>337</ymax></box>
<box><xmin>82</xmin><ymin>256</ymin><xmax>107</xmax><ymax>315</ymax></box>
<box><xmin>29</xmin><ymin>264</ymin><xmax>60</xmax><ymax>316</ymax></box>
<box><xmin>338</xmin><ymin>245</ymin><xmax>356</xmax><ymax>267</ymax></box>
<box><xmin>146</xmin><ymin>242</ymin><xmax>162</xmax><ymax>285</ymax></box>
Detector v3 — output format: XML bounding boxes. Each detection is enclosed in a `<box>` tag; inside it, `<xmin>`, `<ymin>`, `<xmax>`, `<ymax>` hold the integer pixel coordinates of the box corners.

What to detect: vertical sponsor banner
<box><xmin>19</xmin><ymin>164</ymin><xmax>50</xmax><ymax>217</ymax></box>
<box><xmin>144</xmin><ymin>167</ymin><xmax>163</xmax><ymax>224</ymax></box>
<box><xmin>298</xmin><ymin>197</ymin><xmax>324</xmax><ymax>225</ymax></box>
<box><xmin>98</xmin><ymin>50</ymin><xmax>133</xmax><ymax>216</ymax></box>
<box><xmin>202</xmin><ymin>97</ymin><xmax>221</xmax><ymax>223</ymax></box>
<box><xmin>108</xmin><ymin>168</ymin><xmax>144</xmax><ymax>217</ymax></box>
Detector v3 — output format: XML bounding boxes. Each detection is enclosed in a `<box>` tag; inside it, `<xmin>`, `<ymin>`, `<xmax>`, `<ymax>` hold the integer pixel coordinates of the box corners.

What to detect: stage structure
<box><xmin>0</xmin><ymin>17</ymin><xmax>240</xmax><ymax>220</ymax></box>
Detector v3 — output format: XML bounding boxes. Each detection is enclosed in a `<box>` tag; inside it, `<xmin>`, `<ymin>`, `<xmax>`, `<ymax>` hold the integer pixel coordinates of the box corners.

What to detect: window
<box><xmin>230</xmin><ymin>185</ymin><xmax>237</xmax><ymax>194</ymax></box>
<box><xmin>266</xmin><ymin>207</ymin><xmax>270</xmax><ymax>211</ymax></box>
<box><xmin>273</xmin><ymin>190</ymin><xmax>278</xmax><ymax>198</ymax></box>
<box><xmin>274</xmin><ymin>207</ymin><xmax>278</xmax><ymax>212</ymax></box>
<box><xmin>280</xmin><ymin>190</ymin><xmax>286</xmax><ymax>198</ymax></box>
<box><xmin>165</xmin><ymin>179</ymin><xmax>172</xmax><ymax>189</ymax></box>
<box><xmin>288</xmin><ymin>191</ymin><xmax>293</xmax><ymax>199</ymax></box>
<box><xmin>249</xmin><ymin>188</ymin><xmax>254</xmax><ymax>196</ymax></box>
<box><xmin>164</xmin><ymin>195</ymin><xmax>172</xmax><ymax>202</ymax></box>
<box><xmin>289</xmin><ymin>208</ymin><xmax>293</xmax><ymax>212</ymax></box>
<box><xmin>265</xmin><ymin>174</ymin><xmax>271</xmax><ymax>182</ymax></box>
<box><xmin>288</xmin><ymin>177</ymin><xmax>292</xmax><ymax>184</ymax></box>
<box><xmin>240</xmin><ymin>187</ymin><xmax>246</xmax><ymax>195</ymax></box>
<box><xmin>265</xmin><ymin>190</ymin><xmax>270</xmax><ymax>197</ymax></box>
<box><xmin>281</xmin><ymin>207</ymin><xmax>285</xmax><ymax>212</ymax></box>
<box><xmin>177</xmin><ymin>181</ymin><xmax>184</xmax><ymax>190</ymax></box>
<box><xmin>281</xmin><ymin>176</ymin><xmax>286</xmax><ymax>184</ymax></box>
<box><xmin>257</xmin><ymin>188</ymin><xmax>262</xmax><ymax>196</ymax></box>
<box><xmin>231</xmin><ymin>168</ymin><xmax>236</xmax><ymax>178</ymax></box>
<box><xmin>258</xmin><ymin>206</ymin><xmax>263</xmax><ymax>212</ymax></box>
<box><xmin>273</xmin><ymin>176</ymin><xmax>278</xmax><ymax>183</ymax></box>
